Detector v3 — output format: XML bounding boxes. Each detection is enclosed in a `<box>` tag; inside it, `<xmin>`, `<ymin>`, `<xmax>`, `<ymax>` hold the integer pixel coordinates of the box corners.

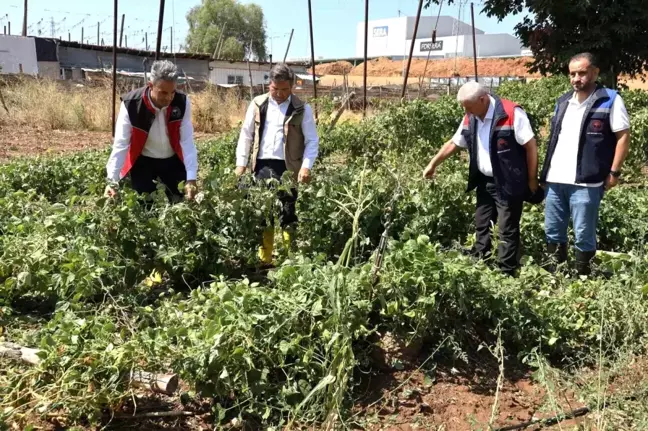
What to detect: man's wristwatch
<box><xmin>610</xmin><ymin>170</ymin><xmax>622</xmax><ymax>178</ymax></box>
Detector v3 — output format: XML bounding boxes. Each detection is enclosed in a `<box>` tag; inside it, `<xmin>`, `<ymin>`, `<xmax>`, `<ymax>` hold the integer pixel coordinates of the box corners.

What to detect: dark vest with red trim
<box><xmin>462</xmin><ymin>96</ymin><xmax>529</xmax><ymax>201</ymax></box>
<box><xmin>540</xmin><ymin>86</ymin><xmax>618</xmax><ymax>184</ymax></box>
<box><xmin>119</xmin><ymin>87</ymin><xmax>187</xmax><ymax>178</ymax></box>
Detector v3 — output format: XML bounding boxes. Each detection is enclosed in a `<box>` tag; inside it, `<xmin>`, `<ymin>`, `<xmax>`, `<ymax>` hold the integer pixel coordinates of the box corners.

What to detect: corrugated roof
<box><xmin>36</xmin><ymin>38</ymin><xmax>212</xmax><ymax>60</ymax></box>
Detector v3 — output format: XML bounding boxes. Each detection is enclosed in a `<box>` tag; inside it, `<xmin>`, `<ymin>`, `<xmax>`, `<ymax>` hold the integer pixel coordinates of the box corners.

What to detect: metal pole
<box><xmin>22</xmin><ymin>0</ymin><xmax>27</xmax><ymax>36</ymax></box>
<box><xmin>8</xmin><ymin>22</ymin><xmax>11</xmax><ymax>36</ymax></box>
<box><xmin>3</xmin><ymin>26</ymin><xmax>5</xmax><ymax>35</ymax></box>
<box><xmin>215</xmin><ymin>24</ymin><xmax>227</xmax><ymax>59</ymax></box>
<box><xmin>283</xmin><ymin>28</ymin><xmax>294</xmax><ymax>63</ymax></box>
<box><xmin>112</xmin><ymin>0</ymin><xmax>118</xmax><ymax>137</ymax></box>
<box><xmin>170</xmin><ymin>26</ymin><xmax>173</xmax><ymax>54</ymax></box>
<box><xmin>307</xmin><ymin>0</ymin><xmax>318</xmax><ymax>120</ymax></box>
<box><xmin>119</xmin><ymin>14</ymin><xmax>125</xmax><ymax>47</ymax></box>
<box><xmin>247</xmin><ymin>39</ymin><xmax>254</xmax><ymax>100</ymax></box>
<box><xmin>470</xmin><ymin>2</ymin><xmax>478</xmax><ymax>81</ymax></box>
<box><xmin>97</xmin><ymin>22</ymin><xmax>100</xmax><ymax>45</ymax></box>
<box><xmin>125</xmin><ymin>34</ymin><xmax>127</xmax><ymax>47</ymax></box>
<box><xmin>401</xmin><ymin>0</ymin><xmax>424</xmax><ymax>99</ymax></box>
<box><xmin>155</xmin><ymin>0</ymin><xmax>166</xmax><ymax>60</ymax></box>
<box><xmin>145</xmin><ymin>32</ymin><xmax>148</xmax><ymax>51</ymax></box>
<box><xmin>363</xmin><ymin>0</ymin><xmax>369</xmax><ymax>117</ymax></box>
<box><xmin>68</xmin><ymin>32</ymin><xmax>70</xmax><ymax>41</ymax></box>
<box><xmin>81</xmin><ymin>27</ymin><xmax>84</xmax><ymax>45</ymax></box>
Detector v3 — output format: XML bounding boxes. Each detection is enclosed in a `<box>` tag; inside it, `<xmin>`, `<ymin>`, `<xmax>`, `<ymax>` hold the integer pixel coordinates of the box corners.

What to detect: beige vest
<box><xmin>250</xmin><ymin>93</ymin><xmax>306</xmax><ymax>178</ymax></box>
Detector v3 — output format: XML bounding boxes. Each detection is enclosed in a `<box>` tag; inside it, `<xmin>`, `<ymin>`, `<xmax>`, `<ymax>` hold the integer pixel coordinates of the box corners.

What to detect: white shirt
<box><xmin>452</xmin><ymin>96</ymin><xmax>535</xmax><ymax>177</ymax></box>
<box><xmin>546</xmin><ymin>93</ymin><xmax>630</xmax><ymax>187</ymax></box>
<box><xmin>106</xmin><ymin>96</ymin><xmax>198</xmax><ymax>183</ymax></box>
<box><xmin>236</xmin><ymin>96</ymin><xmax>320</xmax><ymax>170</ymax></box>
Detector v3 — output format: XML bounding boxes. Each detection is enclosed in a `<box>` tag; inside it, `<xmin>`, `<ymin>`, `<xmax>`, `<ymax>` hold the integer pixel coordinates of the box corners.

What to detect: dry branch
<box><xmin>0</xmin><ymin>342</ymin><xmax>179</xmax><ymax>395</ymax></box>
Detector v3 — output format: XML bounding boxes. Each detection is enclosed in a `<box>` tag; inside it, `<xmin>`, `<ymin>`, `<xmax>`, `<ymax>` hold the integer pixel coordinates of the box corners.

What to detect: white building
<box><xmin>209</xmin><ymin>60</ymin><xmax>309</xmax><ymax>87</ymax></box>
<box><xmin>355</xmin><ymin>16</ymin><xmax>524</xmax><ymax>59</ymax></box>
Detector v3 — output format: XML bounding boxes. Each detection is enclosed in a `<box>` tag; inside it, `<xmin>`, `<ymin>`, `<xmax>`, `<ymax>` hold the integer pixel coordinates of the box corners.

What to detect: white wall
<box><xmin>0</xmin><ymin>36</ymin><xmax>39</xmax><ymax>75</ymax></box>
<box><xmin>474</xmin><ymin>34</ymin><xmax>523</xmax><ymax>57</ymax></box>
<box><xmin>210</xmin><ymin>67</ymin><xmax>269</xmax><ymax>86</ymax></box>
<box><xmin>355</xmin><ymin>17</ymin><xmax>408</xmax><ymax>58</ymax></box>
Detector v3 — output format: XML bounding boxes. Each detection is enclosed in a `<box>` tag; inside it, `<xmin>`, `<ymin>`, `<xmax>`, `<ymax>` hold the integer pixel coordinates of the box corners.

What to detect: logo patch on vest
<box><xmin>591</xmin><ymin>119</ymin><xmax>603</xmax><ymax>132</ymax></box>
<box><xmin>170</xmin><ymin>106</ymin><xmax>182</xmax><ymax>120</ymax></box>
<box><xmin>497</xmin><ymin>138</ymin><xmax>508</xmax><ymax>150</ymax></box>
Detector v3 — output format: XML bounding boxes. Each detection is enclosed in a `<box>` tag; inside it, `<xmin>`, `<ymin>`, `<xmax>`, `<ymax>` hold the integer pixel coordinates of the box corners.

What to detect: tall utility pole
<box><xmin>119</xmin><ymin>14</ymin><xmax>125</xmax><ymax>47</ymax></box>
<box><xmin>112</xmin><ymin>0</ymin><xmax>118</xmax><ymax>137</ymax></box>
<box><xmin>97</xmin><ymin>22</ymin><xmax>100</xmax><ymax>45</ymax></box>
<box><xmin>155</xmin><ymin>0</ymin><xmax>166</xmax><ymax>60</ymax></box>
<box><xmin>470</xmin><ymin>2</ymin><xmax>478</xmax><ymax>81</ymax></box>
<box><xmin>401</xmin><ymin>0</ymin><xmax>424</xmax><ymax>99</ymax></box>
<box><xmin>125</xmin><ymin>34</ymin><xmax>127</xmax><ymax>47</ymax></box>
<box><xmin>363</xmin><ymin>0</ymin><xmax>369</xmax><ymax>117</ymax></box>
<box><xmin>145</xmin><ymin>32</ymin><xmax>148</xmax><ymax>51</ymax></box>
<box><xmin>81</xmin><ymin>27</ymin><xmax>84</xmax><ymax>45</ymax></box>
<box><xmin>22</xmin><ymin>0</ymin><xmax>27</xmax><ymax>36</ymax></box>
<box><xmin>283</xmin><ymin>28</ymin><xmax>294</xmax><ymax>63</ymax></box>
<box><xmin>170</xmin><ymin>26</ymin><xmax>173</xmax><ymax>54</ymax></box>
<box><xmin>307</xmin><ymin>0</ymin><xmax>318</xmax><ymax>120</ymax></box>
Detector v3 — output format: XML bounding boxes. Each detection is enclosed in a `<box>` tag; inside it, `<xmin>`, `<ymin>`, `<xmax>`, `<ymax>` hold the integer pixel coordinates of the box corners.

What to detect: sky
<box><xmin>1</xmin><ymin>0</ymin><xmax>531</xmax><ymax>60</ymax></box>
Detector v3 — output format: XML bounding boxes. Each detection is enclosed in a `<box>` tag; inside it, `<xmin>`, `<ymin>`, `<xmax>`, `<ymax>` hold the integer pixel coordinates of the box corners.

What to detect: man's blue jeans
<box><xmin>544</xmin><ymin>183</ymin><xmax>605</xmax><ymax>252</ymax></box>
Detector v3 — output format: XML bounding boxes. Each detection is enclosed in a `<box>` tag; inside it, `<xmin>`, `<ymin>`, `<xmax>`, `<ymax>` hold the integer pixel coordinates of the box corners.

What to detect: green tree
<box><xmin>426</xmin><ymin>0</ymin><xmax>648</xmax><ymax>87</ymax></box>
<box><xmin>186</xmin><ymin>0</ymin><xmax>267</xmax><ymax>61</ymax></box>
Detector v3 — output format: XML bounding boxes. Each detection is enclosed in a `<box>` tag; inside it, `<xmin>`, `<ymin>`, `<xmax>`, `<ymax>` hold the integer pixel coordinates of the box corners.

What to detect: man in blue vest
<box><xmin>424</xmin><ymin>81</ymin><xmax>538</xmax><ymax>276</ymax></box>
<box><xmin>540</xmin><ymin>53</ymin><xmax>631</xmax><ymax>275</ymax></box>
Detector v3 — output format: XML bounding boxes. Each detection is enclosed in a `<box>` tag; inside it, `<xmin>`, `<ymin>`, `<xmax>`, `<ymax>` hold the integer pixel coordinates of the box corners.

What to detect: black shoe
<box><xmin>575</xmin><ymin>250</ymin><xmax>596</xmax><ymax>276</ymax></box>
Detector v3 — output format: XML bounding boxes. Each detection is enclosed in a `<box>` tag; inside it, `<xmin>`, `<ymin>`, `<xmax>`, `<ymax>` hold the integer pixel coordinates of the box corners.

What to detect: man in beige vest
<box><xmin>235</xmin><ymin>63</ymin><xmax>320</xmax><ymax>265</ymax></box>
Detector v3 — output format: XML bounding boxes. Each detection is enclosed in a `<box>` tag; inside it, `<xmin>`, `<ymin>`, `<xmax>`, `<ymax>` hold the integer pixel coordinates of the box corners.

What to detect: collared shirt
<box><xmin>452</xmin><ymin>96</ymin><xmax>534</xmax><ymax>177</ymax></box>
<box><xmin>106</xmin><ymin>95</ymin><xmax>198</xmax><ymax>183</ymax></box>
<box><xmin>236</xmin><ymin>95</ymin><xmax>320</xmax><ymax>169</ymax></box>
<box><xmin>546</xmin><ymin>92</ymin><xmax>630</xmax><ymax>187</ymax></box>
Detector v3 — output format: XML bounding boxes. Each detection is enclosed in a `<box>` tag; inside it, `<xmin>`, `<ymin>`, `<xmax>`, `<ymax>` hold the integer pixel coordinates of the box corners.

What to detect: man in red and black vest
<box><xmin>423</xmin><ymin>81</ymin><xmax>539</xmax><ymax>276</ymax></box>
<box><xmin>105</xmin><ymin>60</ymin><xmax>198</xmax><ymax>202</ymax></box>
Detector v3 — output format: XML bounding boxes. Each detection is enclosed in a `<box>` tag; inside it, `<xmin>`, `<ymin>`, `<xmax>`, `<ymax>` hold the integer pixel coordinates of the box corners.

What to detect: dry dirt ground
<box><xmin>0</xmin><ymin>125</ymin><xmax>219</xmax><ymax>162</ymax></box>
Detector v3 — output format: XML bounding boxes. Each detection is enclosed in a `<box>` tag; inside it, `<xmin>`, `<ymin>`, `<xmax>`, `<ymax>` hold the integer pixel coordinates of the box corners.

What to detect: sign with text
<box><xmin>372</xmin><ymin>26</ymin><xmax>389</xmax><ymax>37</ymax></box>
<box><xmin>420</xmin><ymin>40</ymin><xmax>443</xmax><ymax>52</ymax></box>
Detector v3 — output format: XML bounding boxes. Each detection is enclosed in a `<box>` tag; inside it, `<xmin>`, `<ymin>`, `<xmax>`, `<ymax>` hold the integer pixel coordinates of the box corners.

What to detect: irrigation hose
<box><xmin>494</xmin><ymin>406</ymin><xmax>590</xmax><ymax>431</ymax></box>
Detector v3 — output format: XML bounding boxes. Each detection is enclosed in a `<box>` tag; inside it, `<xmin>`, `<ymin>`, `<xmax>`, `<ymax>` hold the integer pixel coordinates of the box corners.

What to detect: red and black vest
<box><xmin>119</xmin><ymin>87</ymin><xmax>187</xmax><ymax>178</ymax></box>
<box><xmin>462</xmin><ymin>96</ymin><xmax>529</xmax><ymax>201</ymax></box>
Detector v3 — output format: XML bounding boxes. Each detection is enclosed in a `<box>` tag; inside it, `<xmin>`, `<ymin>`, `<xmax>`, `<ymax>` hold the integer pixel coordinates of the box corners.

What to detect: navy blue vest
<box><xmin>463</xmin><ymin>96</ymin><xmax>529</xmax><ymax>201</ymax></box>
<box><xmin>540</xmin><ymin>86</ymin><xmax>618</xmax><ymax>184</ymax></box>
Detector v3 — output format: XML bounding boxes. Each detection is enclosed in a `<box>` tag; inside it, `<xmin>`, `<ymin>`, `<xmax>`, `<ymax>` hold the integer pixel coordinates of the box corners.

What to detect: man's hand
<box><xmin>185</xmin><ymin>180</ymin><xmax>198</xmax><ymax>200</ymax></box>
<box><xmin>423</xmin><ymin>160</ymin><xmax>438</xmax><ymax>179</ymax></box>
<box><xmin>298</xmin><ymin>168</ymin><xmax>311</xmax><ymax>184</ymax></box>
<box><xmin>528</xmin><ymin>177</ymin><xmax>539</xmax><ymax>194</ymax></box>
<box><xmin>605</xmin><ymin>174</ymin><xmax>620</xmax><ymax>191</ymax></box>
<box><xmin>235</xmin><ymin>166</ymin><xmax>247</xmax><ymax>176</ymax></box>
<box><xmin>104</xmin><ymin>185</ymin><xmax>118</xmax><ymax>198</ymax></box>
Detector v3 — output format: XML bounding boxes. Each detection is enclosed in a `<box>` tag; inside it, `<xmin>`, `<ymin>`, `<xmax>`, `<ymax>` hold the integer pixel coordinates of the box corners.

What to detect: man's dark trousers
<box><xmin>254</xmin><ymin>159</ymin><xmax>298</xmax><ymax>228</ymax></box>
<box><xmin>473</xmin><ymin>174</ymin><xmax>523</xmax><ymax>275</ymax></box>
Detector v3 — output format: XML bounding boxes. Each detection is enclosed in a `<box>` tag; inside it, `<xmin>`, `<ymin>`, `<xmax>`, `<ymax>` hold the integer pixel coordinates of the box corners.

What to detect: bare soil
<box><xmin>0</xmin><ymin>124</ymin><xmax>219</xmax><ymax>161</ymax></box>
<box><xmin>352</xmin><ymin>346</ymin><xmax>589</xmax><ymax>431</ymax></box>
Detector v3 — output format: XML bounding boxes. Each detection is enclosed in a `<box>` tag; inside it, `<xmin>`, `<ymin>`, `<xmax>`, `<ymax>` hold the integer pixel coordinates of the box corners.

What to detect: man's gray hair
<box><xmin>457</xmin><ymin>81</ymin><xmax>489</xmax><ymax>103</ymax></box>
<box><xmin>269</xmin><ymin>63</ymin><xmax>295</xmax><ymax>85</ymax></box>
<box><xmin>150</xmin><ymin>60</ymin><xmax>180</xmax><ymax>83</ymax></box>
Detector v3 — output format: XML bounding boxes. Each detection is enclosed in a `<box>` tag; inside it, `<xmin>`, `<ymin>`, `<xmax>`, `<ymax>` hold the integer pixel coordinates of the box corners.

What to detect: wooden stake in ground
<box><xmin>0</xmin><ymin>342</ymin><xmax>180</xmax><ymax>395</ymax></box>
<box><xmin>401</xmin><ymin>0</ymin><xmax>425</xmax><ymax>99</ymax></box>
<box><xmin>0</xmin><ymin>84</ymin><xmax>10</xmax><ymax>114</ymax></box>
